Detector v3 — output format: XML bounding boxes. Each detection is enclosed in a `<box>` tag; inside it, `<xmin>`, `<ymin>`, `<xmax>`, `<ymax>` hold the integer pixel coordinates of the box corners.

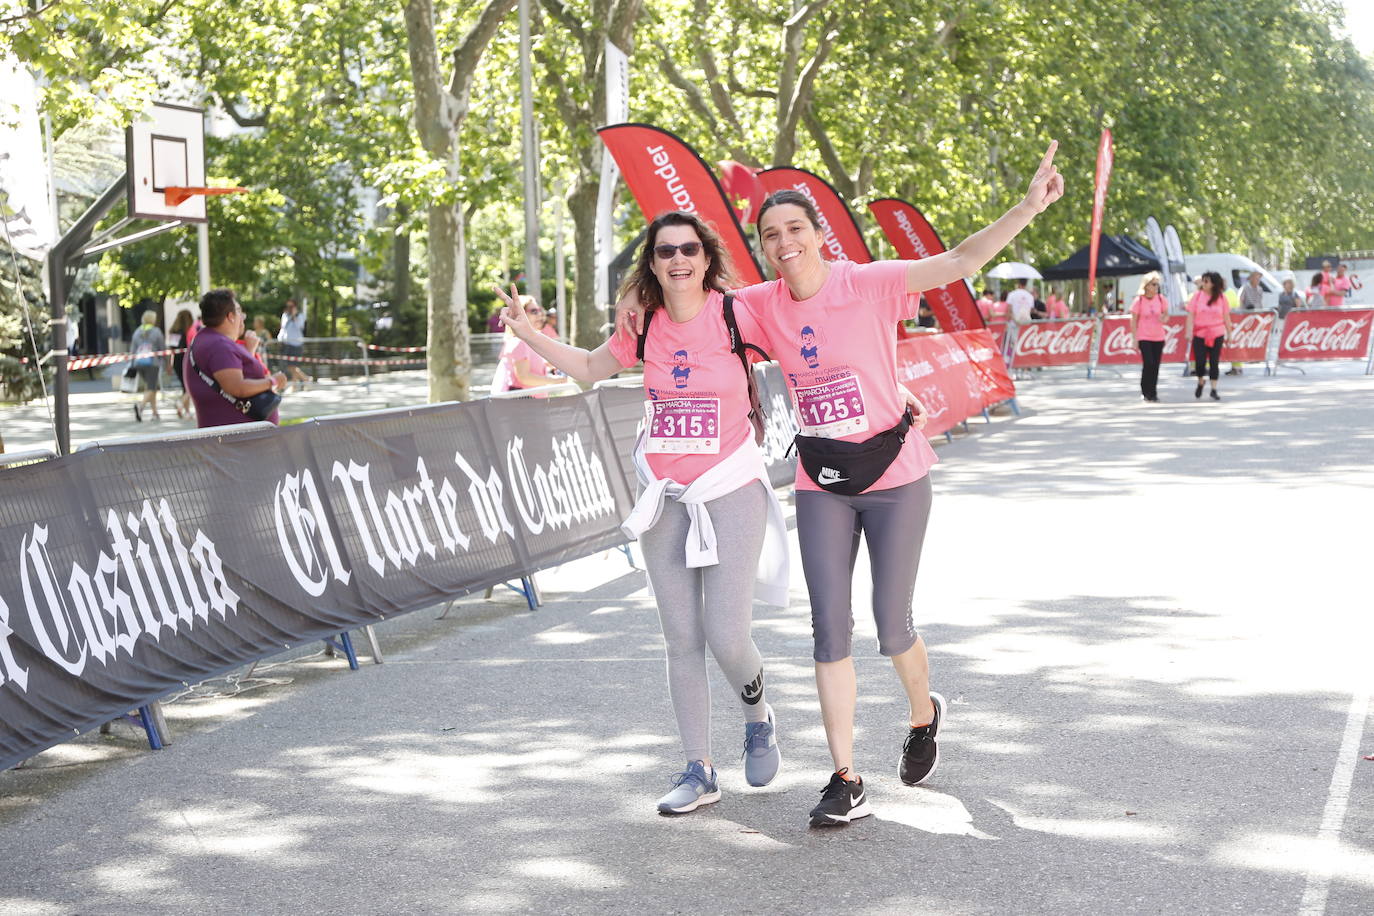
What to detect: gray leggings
<box><xmin>638</xmin><ymin>480</ymin><xmax>770</xmax><ymax>762</ymax></box>
<box><xmin>795</xmin><ymin>475</ymin><xmax>933</xmax><ymax>663</ymax></box>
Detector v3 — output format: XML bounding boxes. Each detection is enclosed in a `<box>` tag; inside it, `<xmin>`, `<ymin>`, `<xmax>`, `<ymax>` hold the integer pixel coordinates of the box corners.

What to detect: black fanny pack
<box><xmin>793</xmin><ymin>408</ymin><xmax>913</xmax><ymax>496</ymax></box>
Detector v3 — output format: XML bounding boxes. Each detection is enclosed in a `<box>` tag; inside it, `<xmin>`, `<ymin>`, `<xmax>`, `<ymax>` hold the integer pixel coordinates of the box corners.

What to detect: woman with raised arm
<box><xmin>621</xmin><ymin>141</ymin><xmax>1063</xmax><ymax>828</ymax></box>
<box><xmin>497</xmin><ymin>211</ymin><xmax>787</xmax><ymax>816</ymax></box>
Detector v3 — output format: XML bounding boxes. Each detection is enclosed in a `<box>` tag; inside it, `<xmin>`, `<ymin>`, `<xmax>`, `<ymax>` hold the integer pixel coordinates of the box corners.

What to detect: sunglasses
<box><xmin>654</xmin><ymin>242</ymin><xmax>702</xmax><ymax>260</ymax></box>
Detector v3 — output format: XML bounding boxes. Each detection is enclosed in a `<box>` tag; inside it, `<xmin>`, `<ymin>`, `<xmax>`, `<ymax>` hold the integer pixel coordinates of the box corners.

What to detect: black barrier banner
<box><xmin>0</xmin><ymin>393</ymin><xmax>638</xmax><ymax>769</ymax></box>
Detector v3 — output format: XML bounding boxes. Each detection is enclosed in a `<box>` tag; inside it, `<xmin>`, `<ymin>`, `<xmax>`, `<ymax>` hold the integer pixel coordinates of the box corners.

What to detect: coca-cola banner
<box><xmin>1278</xmin><ymin>308</ymin><xmax>1374</xmax><ymax>362</ymax></box>
<box><xmin>0</xmin><ymin>394</ymin><xmax>638</xmax><ymax>770</ymax></box>
<box><xmin>597</xmin><ymin>123</ymin><xmax>764</xmax><ymax>284</ymax></box>
<box><xmin>1010</xmin><ymin>318</ymin><xmax>1096</xmax><ymax>368</ymax></box>
<box><xmin>756</xmin><ymin>167</ymin><xmax>872</xmax><ymax>263</ymax></box>
<box><xmin>1221</xmin><ymin>311</ymin><xmax>1276</xmax><ymax>363</ymax></box>
<box><xmin>1096</xmin><ymin>315</ymin><xmax>1189</xmax><ymax>365</ymax></box>
<box><xmin>867</xmin><ymin>199</ymin><xmax>986</xmax><ymax>333</ymax></box>
<box><xmin>895</xmin><ymin>330</ymin><xmax>1016</xmax><ymax>437</ymax></box>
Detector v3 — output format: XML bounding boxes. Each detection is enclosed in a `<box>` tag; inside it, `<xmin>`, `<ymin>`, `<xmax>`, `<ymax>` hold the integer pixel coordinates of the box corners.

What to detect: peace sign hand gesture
<box><xmin>494</xmin><ymin>284</ymin><xmax>534</xmax><ymax>340</ymax></box>
<box><xmin>1022</xmin><ymin>141</ymin><xmax>1065</xmax><ymax>215</ymax></box>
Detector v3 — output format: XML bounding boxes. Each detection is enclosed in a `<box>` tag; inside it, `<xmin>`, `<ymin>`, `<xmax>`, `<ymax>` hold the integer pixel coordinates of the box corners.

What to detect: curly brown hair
<box><xmin>618</xmin><ymin>211</ymin><xmax>736</xmax><ymax>312</ymax></box>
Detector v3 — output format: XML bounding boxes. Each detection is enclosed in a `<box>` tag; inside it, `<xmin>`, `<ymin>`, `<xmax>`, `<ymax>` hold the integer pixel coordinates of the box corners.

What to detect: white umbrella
<box><xmin>986</xmin><ymin>261</ymin><xmax>1043</xmax><ymax>280</ymax></box>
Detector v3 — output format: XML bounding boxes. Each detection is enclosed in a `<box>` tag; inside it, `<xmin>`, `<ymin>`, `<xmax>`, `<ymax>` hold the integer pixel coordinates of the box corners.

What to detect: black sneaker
<box><xmin>808</xmin><ymin>769</ymin><xmax>871</xmax><ymax>827</ymax></box>
<box><xmin>1210</xmin><ymin>389</ymin><xmax>1221</xmax><ymax>401</ymax></box>
<box><xmin>1194</xmin><ymin>383</ymin><xmax>1204</xmax><ymax>399</ymax></box>
<box><xmin>899</xmin><ymin>691</ymin><xmax>946</xmax><ymax>786</ymax></box>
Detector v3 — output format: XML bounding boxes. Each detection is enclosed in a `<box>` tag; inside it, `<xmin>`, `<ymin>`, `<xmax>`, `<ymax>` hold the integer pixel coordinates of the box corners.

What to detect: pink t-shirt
<box><xmin>1186</xmin><ymin>291</ymin><xmax>1228</xmax><ymax>344</ymax></box>
<box><xmin>492</xmin><ymin>335</ymin><xmax>548</xmax><ymax>393</ymax></box>
<box><xmin>1047</xmin><ymin>297</ymin><xmax>1069</xmax><ymax>318</ymax></box>
<box><xmin>608</xmin><ymin>290</ymin><xmax>754</xmax><ymax>486</ymax></box>
<box><xmin>1333</xmin><ymin>276</ymin><xmax>1353</xmax><ymax>303</ymax></box>
<box><xmin>1130</xmin><ymin>295</ymin><xmax>1168</xmax><ymax>341</ymax></box>
<box><xmin>990</xmin><ymin>300</ymin><xmax>1011</xmax><ymax>320</ymax></box>
<box><xmin>733</xmin><ymin>259</ymin><xmax>938</xmax><ymax>494</ymax></box>
<box><xmin>1321</xmin><ymin>271</ymin><xmax>1342</xmax><ymax>307</ymax></box>
<box><xmin>976</xmin><ymin>298</ymin><xmax>993</xmax><ymax>320</ymax></box>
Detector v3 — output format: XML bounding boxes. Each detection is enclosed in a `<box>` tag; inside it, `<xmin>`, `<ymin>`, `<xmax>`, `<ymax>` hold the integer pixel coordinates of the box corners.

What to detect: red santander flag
<box><xmin>756</xmin><ymin>167</ymin><xmax>873</xmax><ymax>262</ymax></box>
<box><xmin>1089</xmin><ymin>129</ymin><xmax>1114</xmax><ymax>309</ymax></box>
<box><xmin>867</xmin><ymin>198</ymin><xmax>985</xmax><ymax>331</ymax></box>
<box><xmin>597</xmin><ymin>123</ymin><xmax>763</xmax><ymax>284</ymax></box>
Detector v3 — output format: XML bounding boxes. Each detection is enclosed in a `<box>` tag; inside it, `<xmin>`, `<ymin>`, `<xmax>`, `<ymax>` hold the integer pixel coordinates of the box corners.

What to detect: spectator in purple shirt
<box><xmin>186</xmin><ymin>289</ymin><xmax>287</xmax><ymax>428</ymax></box>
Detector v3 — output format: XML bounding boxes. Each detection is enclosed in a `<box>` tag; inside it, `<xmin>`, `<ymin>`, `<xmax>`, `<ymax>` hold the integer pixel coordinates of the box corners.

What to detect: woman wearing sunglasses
<box><xmin>618</xmin><ymin>142</ymin><xmax>1063</xmax><ymax>828</ymax></box>
<box><xmin>496</xmin><ymin>210</ymin><xmax>788</xmax><ymax>816</ymax></box>
<box><xmin>1130</xmin><ymin>272</ymin><xmax>1170</xmax><ymax>402</ymax></box>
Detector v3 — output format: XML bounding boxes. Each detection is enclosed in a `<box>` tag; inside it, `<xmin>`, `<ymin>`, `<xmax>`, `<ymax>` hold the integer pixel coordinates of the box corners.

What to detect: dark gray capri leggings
<box><xmin>795</xmin><ymin>475</ymin><xmax>933</xmax><ymax>663</ymax></box>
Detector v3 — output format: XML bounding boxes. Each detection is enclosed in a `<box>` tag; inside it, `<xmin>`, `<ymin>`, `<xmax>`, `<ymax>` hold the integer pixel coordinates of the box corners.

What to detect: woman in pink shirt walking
<box><xmin>1184</xmin><ymin>271</ymin><xmax>1233</xmax><ymax>400</ymax></box>
<box><xmin>1130</xmin><ymin>272</ymin><xmax>1170</xmax><ymax>402</ymax></box>
<box><xmin>497</xmin><ymin>212</ymin><xmax>788</xmax><ymax>817</ymax></box>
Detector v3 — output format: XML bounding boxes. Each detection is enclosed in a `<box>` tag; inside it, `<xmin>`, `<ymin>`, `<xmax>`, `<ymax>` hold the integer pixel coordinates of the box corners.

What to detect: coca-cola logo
<box><xmin>1015</xmin><ymin>321</ymin><xmax>1094</xmax><ymax>357</ymax></box>
<box><xmin>1282</xmin><ymin>316</ymin><xmax>1371</xmax><ymax>353</ymax></box>
<box><xmin>1101</xmin><ymin>324</ymin><xmax>1136</xmax><ymax>357</ymax></box>
<box><xmin>1229</xmin><ymin>314</ymin><xmax>1273</xmax><ymax>350</ymax></box>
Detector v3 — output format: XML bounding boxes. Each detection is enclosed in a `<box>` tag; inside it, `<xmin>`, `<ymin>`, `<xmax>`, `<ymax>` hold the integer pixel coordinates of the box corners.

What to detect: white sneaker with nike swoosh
<box><xmin>807</xmin><ymin>769</ymin><xmax>871</xmax><ymax>827</ymax></box>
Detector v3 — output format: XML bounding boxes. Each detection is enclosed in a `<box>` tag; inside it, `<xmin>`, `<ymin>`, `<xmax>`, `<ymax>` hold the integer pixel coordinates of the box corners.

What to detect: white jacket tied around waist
<box><xmin>621</xmin><ymin>433</ymin><xmax>790</xmax><ymax>608</ymax></box>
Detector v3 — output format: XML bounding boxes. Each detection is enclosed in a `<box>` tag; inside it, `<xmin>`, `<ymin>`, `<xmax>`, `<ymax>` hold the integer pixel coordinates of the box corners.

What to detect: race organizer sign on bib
<box><xmin>644</xmin><ymin>397</ymin><xmax>721</xmax><ymax>453</ymax></box>
<box><xmin>789</xmin><ymin>369</ymin><xmax>868</xmax><ymax>438</ymax></box>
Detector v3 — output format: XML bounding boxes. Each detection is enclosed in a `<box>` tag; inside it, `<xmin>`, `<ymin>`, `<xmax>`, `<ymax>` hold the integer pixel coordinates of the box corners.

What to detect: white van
<box><xmin>1183</xmin><ymin>254</ymin><xmax>1282</xmax><ymax>310</ymax></box>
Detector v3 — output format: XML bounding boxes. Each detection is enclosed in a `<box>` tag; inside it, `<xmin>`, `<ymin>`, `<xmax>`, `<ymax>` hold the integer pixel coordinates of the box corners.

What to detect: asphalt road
<box><xmin>1</xmin><ymin>363</ymin><xmax>1371</xmax><ymax>915</ymax></box>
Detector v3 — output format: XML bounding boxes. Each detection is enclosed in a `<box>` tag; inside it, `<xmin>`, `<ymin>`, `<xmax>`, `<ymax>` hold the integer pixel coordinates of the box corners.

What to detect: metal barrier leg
<box><xmin>137</xmin><ymin>706</ymin><xmax>164</xmax><ymax>750</ymax></box>
<box><xmin>982</xmin><ymin>408</ymin><xmax>991</xmax><ymax>424</ymax></box>
<box><xmin>363</xmin><ymin>624</ymin><xmax>384</xmax><ymax>664</ymax></box>
<box><xmin>321</xmin><ymin>631</ymin><xmax>361</xmax><ymax>670</ymax></box>
<box><xmin>147</xmin><ymin>701</ymin><xmax>171</xmax><ymax>746</ymax></box>
<box><xmin>339</xmin><ymin>631</ymin><xmax>360</xmax><ymax>670</ymax></box>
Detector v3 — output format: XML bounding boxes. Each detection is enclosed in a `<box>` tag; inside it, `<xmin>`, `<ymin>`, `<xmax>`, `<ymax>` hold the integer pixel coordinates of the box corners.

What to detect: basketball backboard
<box><xmin>126</xmin><ymin>102</ymin><xmax>206</xmax><ymax>223</ymax></box>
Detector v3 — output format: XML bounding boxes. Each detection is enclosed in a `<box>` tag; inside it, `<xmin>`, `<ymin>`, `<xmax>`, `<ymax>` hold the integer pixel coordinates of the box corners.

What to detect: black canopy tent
<box><xmin>1041</xmin><ymin>234</ymin><xmax>1186</xmax><ymax>279</ymax></box>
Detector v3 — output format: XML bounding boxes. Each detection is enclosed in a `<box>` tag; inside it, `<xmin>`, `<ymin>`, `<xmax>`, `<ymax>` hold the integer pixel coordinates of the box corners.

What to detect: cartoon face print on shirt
<box><xmin>799</xmin><ymin>326</ymin><xmax>820</xmax><ymax>368</ymax></box>
<box><xmin>670</xmin><ymin>349</ymin><xmax>692</xmax><ymax>388</ymax></box>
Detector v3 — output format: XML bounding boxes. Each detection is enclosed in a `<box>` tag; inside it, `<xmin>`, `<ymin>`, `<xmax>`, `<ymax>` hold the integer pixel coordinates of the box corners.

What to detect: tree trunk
<box><xmin>427</xmin><ymin>200</ymin><xmax>471</xmax><ymax>402</ymax></box>
<box><xmin>567</xmin><ymin>175</ymin><xmax>600</xmax><ymax>350</ymax></box>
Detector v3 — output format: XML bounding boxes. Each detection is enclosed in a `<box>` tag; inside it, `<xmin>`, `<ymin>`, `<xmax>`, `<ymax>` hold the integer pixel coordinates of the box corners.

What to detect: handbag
<box><xmin>187</xmin><ymin>341</ymin><xmax>281</xmax><ymax>421</ymax></box>
<box><xmin>792</xmin><ymin>408</ymin><xmax>913</xmax><ymax>496</ymax></box>
<box><xmin>119</xmin><ymin>364</ymin><xmax>140</xmax><ymax>394</ymax></box>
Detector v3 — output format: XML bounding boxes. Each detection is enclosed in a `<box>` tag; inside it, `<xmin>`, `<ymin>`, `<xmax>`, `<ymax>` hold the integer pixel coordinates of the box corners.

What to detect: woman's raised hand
<box><xmin>1022</xmin><ymin>141</ymin><xmax>1064</xmax><ymax>215</ymax></box>
<box><xmin>494</xmin><ymin>284</ymin><xmax>533</xmax><ymax>339</ymax></box>
<box><xmin>615</xmin><ymin>290</ymin><xmax>646</xmax><ymax>337</ymax></box>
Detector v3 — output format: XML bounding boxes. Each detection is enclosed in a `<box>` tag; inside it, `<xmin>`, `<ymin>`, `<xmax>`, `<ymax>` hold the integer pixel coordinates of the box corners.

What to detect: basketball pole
<box><xmin>197</xmin><ymin>222</ymin><xmax>211</xmax><ymax>294</ymax></box>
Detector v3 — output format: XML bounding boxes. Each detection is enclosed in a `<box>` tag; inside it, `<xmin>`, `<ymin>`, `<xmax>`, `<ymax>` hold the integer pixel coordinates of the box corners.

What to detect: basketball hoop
<box><xmin>163</xmin><ymin>186</ymin><xmax>248</xmax><ymax>207</ymax></box>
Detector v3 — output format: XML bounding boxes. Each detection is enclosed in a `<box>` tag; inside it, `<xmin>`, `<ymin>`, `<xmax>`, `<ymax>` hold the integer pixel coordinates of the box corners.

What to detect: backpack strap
<box><xmin>635</xmin><ymin>307</ymin><xmax>654</xmax><ymax>362</ymax></box>
<box><xmin>722</xmin><ymin>293</ymin><xmax>771</xmax><ymax>446</ymax></box>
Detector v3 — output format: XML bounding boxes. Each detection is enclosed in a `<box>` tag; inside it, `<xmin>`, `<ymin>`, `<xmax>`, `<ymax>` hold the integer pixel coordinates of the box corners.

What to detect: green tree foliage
<box><xmin>6</xmin><ymin>0</ymin><xmax>1374</xmax><ymax>397</ymax></box>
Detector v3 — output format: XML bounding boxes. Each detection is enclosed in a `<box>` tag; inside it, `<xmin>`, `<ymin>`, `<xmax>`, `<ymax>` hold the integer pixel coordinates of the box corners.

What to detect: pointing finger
<box><xmin>1036</xmin><ymin>140</ymin><xmax>1059</xmax><ymax>176</ymax></box>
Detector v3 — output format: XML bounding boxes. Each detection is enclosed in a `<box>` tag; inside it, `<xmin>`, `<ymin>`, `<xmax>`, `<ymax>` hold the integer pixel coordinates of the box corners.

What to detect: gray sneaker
<box><xmin>743</xmin><ymin>704</ymin><xmax>781</xmax><ymax>787</ymax></box>
<box><xmin>656</xmin><ymin>760</ymin><xmax>721</xmax><ymax>815</ymax></box>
